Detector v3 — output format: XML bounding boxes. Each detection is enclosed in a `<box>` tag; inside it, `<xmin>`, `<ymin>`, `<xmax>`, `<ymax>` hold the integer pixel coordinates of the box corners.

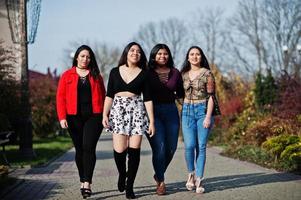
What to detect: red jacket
<box><xmin>56</xmin><ymin>67</ymin><xmax>106</xmax><ymax>121</ymax></box>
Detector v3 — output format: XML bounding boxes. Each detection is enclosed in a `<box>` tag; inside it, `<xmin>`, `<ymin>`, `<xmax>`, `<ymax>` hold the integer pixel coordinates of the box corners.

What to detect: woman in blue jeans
<box><xmin>147</xmin><ymin>44</ymin><xmax>184</xmax><ymax>195</ymax></box>
<box><xmin>181</xmin><ymin>46</ymin><xmax>216</xmax><ymax>194</ymax></box>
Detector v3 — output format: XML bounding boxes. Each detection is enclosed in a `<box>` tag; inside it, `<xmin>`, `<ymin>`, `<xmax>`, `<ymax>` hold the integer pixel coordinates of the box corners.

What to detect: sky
<box><xmin>28</xmin><ymin>0</ymin><xmax>239</xmax><ymax>74</ymax></box>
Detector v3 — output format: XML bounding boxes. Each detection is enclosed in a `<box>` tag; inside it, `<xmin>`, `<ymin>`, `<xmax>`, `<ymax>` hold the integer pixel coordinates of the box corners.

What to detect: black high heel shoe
<box><xmin>82</xmin><ymin>188</ymin><xmax>92</xmax><ymax>199</ymax></box>
<box><xmin>126</xmin><ymin>188</ymin><xmax>136</xmax><ymax>199</ymax></box>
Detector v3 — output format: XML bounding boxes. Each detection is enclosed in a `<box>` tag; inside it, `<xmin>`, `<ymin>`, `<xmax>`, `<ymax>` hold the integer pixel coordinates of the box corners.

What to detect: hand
<box><xmin>60</xmin><ymin>119</ymin><xmax>68</xmax><ymax>129</ymax></box>
<box><xmin>203</xmin><ymin>116</ymin><xmax>211</xmax><ymax>129</ymax></box>
<box><xmin>102</xmin><ymin>115</ymin><xmax>110</xmax><ymax>128</ymax></box>
<box><xmin>147</xmin><ymin>122</ymin><xmax>155</xmax><ymax>137</ymax></box>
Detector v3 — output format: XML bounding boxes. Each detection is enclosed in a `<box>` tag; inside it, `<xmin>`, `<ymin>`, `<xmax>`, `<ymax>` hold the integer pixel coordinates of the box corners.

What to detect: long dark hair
<box><xmin>181</xmin><ymin>46</ymin><xmax>210</xmax><ymax>74</ymax></box>
<box><xmin>118</xmin><ymin>42</ymin><xmax>147</xmax><ymax>69</ymax></box>
<box><xmin>148</xmin><ymin>43</ymin><xmax>174</xmax><ymax>70</ymax></box>
<box><xmin>72</xmin><ymin>45</ymin><xmax>100</xmax><ymax>79</ymax></box>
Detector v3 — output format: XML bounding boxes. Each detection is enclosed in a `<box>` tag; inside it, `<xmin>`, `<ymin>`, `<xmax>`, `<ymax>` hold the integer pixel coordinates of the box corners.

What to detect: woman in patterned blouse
<box><xmin>180</xmin><ymin>46</ymin><xmax>216</xmax><ymax>194</ymax></box>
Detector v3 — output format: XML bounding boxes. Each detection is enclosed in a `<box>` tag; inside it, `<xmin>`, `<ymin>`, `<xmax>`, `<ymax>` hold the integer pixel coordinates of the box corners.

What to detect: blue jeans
<box><xmin>147</xmin><ymin>103</ymin><xmax>179</xmax><ymax>182</ymax></box>
<box><xmin>181</xmin><ymin>102</ymin><xmax>214</xmax><ymax>178</ymax></box>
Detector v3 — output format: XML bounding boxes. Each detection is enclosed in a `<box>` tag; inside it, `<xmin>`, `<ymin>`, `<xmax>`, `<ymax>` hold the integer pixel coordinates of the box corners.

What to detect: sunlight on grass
<box><xmin>0</xmin><ymin>136</ymin><xmax>73</xmax><ymax>167</ymax></box>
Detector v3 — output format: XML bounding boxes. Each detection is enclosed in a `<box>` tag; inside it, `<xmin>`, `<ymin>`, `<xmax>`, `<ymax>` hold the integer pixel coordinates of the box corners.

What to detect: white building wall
<box><xmin>0</xmin><ymin>0</ymin><xmax>22</xmax><ymax>80</ymax></box>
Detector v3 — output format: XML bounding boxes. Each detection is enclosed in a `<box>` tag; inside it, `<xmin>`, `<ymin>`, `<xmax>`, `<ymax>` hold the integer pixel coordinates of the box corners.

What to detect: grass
<box><xmin>222</xmin><ymin>144</ymin><xmax>301</xmax><ymax>174</ymax></box>
<box><xmin>0</xmin><ymin>135</ymin><xmax>73</xmax><ymax>167</ymax></box>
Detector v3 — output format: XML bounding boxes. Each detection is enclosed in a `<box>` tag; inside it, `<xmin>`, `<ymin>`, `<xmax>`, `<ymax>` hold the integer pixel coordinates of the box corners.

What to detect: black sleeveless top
<box><xmin>77</xmin><ymin>75</ymin><xmax>92</xmax><ymax>116</ymax></box>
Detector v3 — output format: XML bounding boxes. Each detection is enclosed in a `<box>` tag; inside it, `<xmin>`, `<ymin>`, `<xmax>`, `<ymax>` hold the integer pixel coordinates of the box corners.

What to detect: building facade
<box><xmin>0</xmin><ymin>0</ymin><xmax>22</xmax><ymax>80</ymax></box>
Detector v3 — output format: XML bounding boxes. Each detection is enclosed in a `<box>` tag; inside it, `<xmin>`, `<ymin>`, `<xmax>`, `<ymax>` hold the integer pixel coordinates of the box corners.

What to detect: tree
<box><xmin>93</xmin><ymin>42</ymin><xmax>120</xmax><ymax>80</ymax></box>
<box><xmin>225</xmin><ymin>0</ymin><xmax>301</xmax><ymax>76</ymax></box>
<box><xmin>133</xmin><ymin>18</ymin><xmax>189</xmax><ymax>66</ymax></box>
<box><xmin>254</xmin><ymin>69</ymin><xmax>277</xmax><ymax>109</ymax></box>
<box><xmin>262</xmin><ymin>0</ymin><xmax>301</xmax><ymax>75</ymax></box>
<box><xmin>191</xmin><ymin>7</ymin><xmax>225</xmax><ymax>66</ymax></box>
<box><xmin>226</xmin><ymin>0</ymin><xmax>267</xmax><ymax>74</ymax></box>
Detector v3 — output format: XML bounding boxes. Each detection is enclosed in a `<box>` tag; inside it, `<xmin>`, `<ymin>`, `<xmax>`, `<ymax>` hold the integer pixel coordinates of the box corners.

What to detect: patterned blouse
<box><xmin>182</xmin><ymin>68</ymin><xmax>215</xmax><ymax>101</ymax></box>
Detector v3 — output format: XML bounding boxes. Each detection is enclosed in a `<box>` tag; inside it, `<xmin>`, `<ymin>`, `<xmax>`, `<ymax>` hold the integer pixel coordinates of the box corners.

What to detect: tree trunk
<box><xmin>19</xmin><ymin>0</ymin><xmax>35</xmax><ymax>158</ymax></box>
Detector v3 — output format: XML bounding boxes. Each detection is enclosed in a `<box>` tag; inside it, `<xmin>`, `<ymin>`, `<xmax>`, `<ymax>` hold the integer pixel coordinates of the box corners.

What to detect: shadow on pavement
<box><xmin>23</xmin><ymin>148</ymin><xmax>152</xmax><ymax>176</ymax></box>
<box><xmin>205</xmin><ymin>172</ymin><xmax>301</xmax><ymax>192</ymax></box>
<box><xmin>89</xmin><ymin>182</ymin><xmax>187</xmax><ymax>199</ymax></box>
<box><xmin>1</xmin><ymin>179</ymin><xmax>58</xmax><ymax>200</ymax></box>
<box><xmin>125</xmin><ymin>172</ymin><xmax>301</xmax><ymax>197</ymax></box>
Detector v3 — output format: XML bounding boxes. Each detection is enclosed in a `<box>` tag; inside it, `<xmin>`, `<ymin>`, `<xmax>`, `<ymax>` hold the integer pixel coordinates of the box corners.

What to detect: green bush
<box><xmin>262</xmin><ymin>135</ymin><xmax>300</xmax><ymax>158</ymax></box>
<box><xmin>223</xmin><ymin>145</ymin><xmax>274</xmax><ymax>168</ymax></box>
<box><xmin>262</xmin><ymin>135</ymin><xmax>301</xmax><ymax>171</ymax></box>
<box><xmin>244</xmin><ymin>115</ymin><xmax>300</xmax><ymax>146</ymax></box>
<box><xmin>280</xmin><ymin>142</ymin><xmax>301</xmax><ymax>171</ymax></box>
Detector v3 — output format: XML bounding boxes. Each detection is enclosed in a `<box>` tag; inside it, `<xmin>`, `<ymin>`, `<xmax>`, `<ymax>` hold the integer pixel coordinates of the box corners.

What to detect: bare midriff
<box><xmin>115</xmin><ymin>91</ymin><xmax>139</xmax><ymax>97</ymax></box>
<box><xmin>184</xmin><ymin>98</ymin><xmax>206</xmax><ymax>104</ymax></box>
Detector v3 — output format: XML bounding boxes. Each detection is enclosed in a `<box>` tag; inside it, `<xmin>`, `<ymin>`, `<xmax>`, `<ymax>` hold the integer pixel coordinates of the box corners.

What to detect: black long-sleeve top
<box><xmin>148</xmin><ymin>68</ymin><xmax>184</xmax><ymax>104</ymax></box>
<box><xmin>106</xmin><ymin>66</ymin><xmax>152</xmax><ymax>102</ymax></box>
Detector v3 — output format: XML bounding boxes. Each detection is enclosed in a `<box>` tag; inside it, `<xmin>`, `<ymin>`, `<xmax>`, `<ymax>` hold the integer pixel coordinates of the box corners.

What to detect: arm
<box><xmin>98</xmin><ymin>74</ymin><xmax>106</xmax><ymax>105</ymax></box>
<box><xmin>144</xmin><ymin>100</ymin><xmax>155</xmax><ymax>137</ymax></box>
<box><xmin>102</xmin><ymin>96</ymin><xmax>113</xmax><ymax>128</ymax></box>
<box><xmin>203</xmin><ymin>71</ymin><xmax>215</xmax><ymax>128</ymax></box>
<box><xmin>56</xmin><ymin>74</ymin><xmax>68</xmax><ymax>129</ymax></box>
<box><xmin>176</xmin><ymin>71</ymin><xmax>185</xmax><ymax>100</ymax></box>
<box><xmin>102</xmin><ymin>69</ymin><xmax>115</xmax><ymax>128</ymax></box>
<box><xmin>142</xmin><ymin>71</ymin><xmax>155</xmax><ymax>136</ymax></box>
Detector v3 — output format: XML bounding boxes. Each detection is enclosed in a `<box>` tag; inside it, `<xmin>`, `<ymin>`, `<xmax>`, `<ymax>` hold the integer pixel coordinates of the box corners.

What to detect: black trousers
<box><xmin>67</xmin><ymin>113</ymin><xmax>103</xmax><ymax>183</ymax></box>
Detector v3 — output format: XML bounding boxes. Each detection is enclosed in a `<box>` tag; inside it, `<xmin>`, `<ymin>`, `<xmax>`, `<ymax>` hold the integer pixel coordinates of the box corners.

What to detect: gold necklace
<box><xmin>190</xmin><ymin>67</ymin><xmax>200</xmax><ymax>71</ymax></box>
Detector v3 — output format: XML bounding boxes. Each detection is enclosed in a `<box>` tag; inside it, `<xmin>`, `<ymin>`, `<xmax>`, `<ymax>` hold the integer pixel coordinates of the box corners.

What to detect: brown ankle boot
<box><xmin>156</xmin><ymin>182</ymin><xmax>166</xmax><ymax>195</ymax></box>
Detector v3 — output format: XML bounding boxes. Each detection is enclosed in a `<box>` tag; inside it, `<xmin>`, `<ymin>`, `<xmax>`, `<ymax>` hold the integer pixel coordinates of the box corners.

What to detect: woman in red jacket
<box><xmin>56</xmin><ymin>45</ymin><xmax>105</xmax><ymax>198</ymax></box>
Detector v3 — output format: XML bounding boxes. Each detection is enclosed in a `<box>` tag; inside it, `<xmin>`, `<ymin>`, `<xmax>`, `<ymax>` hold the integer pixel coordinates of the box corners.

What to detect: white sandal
<box><xmin>195</xmin><ymin>177</ymin><xmax>205</xmax><ymax>193</ymax></box>
<box><xmin>185</xmin><ymin>173</ymin><xmax>195</xmax><ymax>191</ymax></box>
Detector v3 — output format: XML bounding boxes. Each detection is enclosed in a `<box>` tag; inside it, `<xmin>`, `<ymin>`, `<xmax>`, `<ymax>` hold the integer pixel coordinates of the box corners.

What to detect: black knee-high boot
<box><xmin>114</xmin><ymin>150</ymin><xmax>127</xmax><ymax>192</ymax></box>
<box><xmin>126</xmin><ymin>147</ymin><xmax>140</xmax><ymax>199</ymax></box>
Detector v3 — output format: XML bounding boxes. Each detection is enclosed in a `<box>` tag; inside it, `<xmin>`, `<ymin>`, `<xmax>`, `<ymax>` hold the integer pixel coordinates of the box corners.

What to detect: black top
<box><xmin>148</xmin><ymin>68</ymin><xmax>184</xmax><ymax>104</ymax></box>
<box><xmin>106</xmin><ymin>67</ymin><xmax>152</xmax><ymax>102</ymax></box>
<box><xmin>77</xmin><ymin>75</ymin><xmax>92</xmax><ymax>116</ymax></box>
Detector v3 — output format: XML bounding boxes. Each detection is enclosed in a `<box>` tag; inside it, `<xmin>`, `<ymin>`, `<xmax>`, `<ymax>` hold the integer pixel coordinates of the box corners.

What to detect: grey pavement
<box><xmin>1</xmin><ymin>134</ymin><xmax>301</xmax><ymax>200</ymax></box>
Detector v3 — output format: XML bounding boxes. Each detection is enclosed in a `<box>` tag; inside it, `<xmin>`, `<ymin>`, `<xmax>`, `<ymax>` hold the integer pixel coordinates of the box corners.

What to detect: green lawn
<box><xmin>0</xmin><ymin>136</ymin><xmax>73</xmax><ymax>167</ymax></box>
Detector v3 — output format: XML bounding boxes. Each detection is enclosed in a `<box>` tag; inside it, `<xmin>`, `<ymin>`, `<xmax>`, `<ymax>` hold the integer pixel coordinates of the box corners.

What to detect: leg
<box><xmin>66</xmin><ymin>115</ymin><xmax>84</xmax><ymax>183</ymax></box>
<box><xmin>195</xmin><ymin>116</ymin><xmax>213</xmax><ymax>179</ymax></box>
<box><xmin>194</xmin><ymin>119</ymin><xmax>209</xmax><ymax>193</ymax></box>
<box><xmin>147</xmin><ymin>116</ymin><xmax>167</xmax><ymax>195</ymax></box>
<box><xmin>113</xmin><ymin>133</ymin><xmax>129</xmax><ymax>152</ymax></box>
<box><xmin>182</xmin><ymin>104</ymin><xmax>197</xmax><ymax>191</ymax></box>
<box><xmin>163</xmin><ymin>104</ymin><xmax>180</xmax><ymax>173</ymax></box>
<box><xmin>82</xmin><ymin>114</ymin><xmax>103</xmax><ymax>184</ymax></box>
<box><xmin>181</xmin><ymin>114</ymin><xmax>197</xmax><ymax>173</ymax></box>
<box><xmin>147</xmin><ymin>117</ymin><xmax>166</xmax><ymax>182</ymax></box>
<box><xmin>126</xmin><ymin>135</ymin><xmax>142</xmax><ymax>199</ymax></box>
<box><xmin>113</xmin><ymin>133</ymin><xmax>129</xmax><ymax>193</ymax></box>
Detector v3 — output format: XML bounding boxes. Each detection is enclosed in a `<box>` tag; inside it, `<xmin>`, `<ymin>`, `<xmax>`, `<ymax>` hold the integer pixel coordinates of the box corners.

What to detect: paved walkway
<box><xmin>1</xmin><ymin>134</ymin><xmax>301</xmax><ymax>200</ymax></box>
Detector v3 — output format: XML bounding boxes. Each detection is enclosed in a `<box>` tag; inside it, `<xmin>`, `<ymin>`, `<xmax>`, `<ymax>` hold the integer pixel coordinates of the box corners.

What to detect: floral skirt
<box><xmin>106</xmin><ymin>95</ymin><xmax>149</xmax><ymax>135</ymax></box>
